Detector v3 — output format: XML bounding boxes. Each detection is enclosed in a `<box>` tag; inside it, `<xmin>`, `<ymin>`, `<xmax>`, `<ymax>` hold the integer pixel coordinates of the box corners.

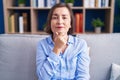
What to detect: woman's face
<box><xmin>51</xmin><ymin>7</ymin><xmax>71</xmax><ymax>35</ymax></box>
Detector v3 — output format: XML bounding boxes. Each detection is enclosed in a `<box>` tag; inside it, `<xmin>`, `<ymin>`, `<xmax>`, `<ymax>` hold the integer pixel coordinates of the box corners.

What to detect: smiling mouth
<box><xmin>56</xmin><ymin>26</ymin><xmax>64</xmax><ymax>28</ymax></box>
<box><xmin>56</xmin><ymin>27</ymin><xmax>63</xmax><ymax>28</ymax></box>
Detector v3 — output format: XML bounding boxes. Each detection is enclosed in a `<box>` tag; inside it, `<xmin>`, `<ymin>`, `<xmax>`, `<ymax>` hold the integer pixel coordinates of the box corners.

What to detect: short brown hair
<box><xmin>45</xmin><ymin>3</ymin><xmax>75</xmax><ymax>35</ymax></box>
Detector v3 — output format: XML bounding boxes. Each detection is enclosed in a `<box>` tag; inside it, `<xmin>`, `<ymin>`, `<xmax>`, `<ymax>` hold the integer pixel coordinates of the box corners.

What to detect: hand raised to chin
<box><xmin>53</xmin><ymin>32</ymin><xmax>68</xmax><ymax>55</ymax></box>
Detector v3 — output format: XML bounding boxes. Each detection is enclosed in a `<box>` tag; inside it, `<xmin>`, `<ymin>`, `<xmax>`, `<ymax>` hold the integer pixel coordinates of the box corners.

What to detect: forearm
<box><xmin>36</xmin><ymin>51</ymin><xmax>61</xmax><ymax>80</ymax></box>
<box><xmin>75</xmin><ymin>41</ymin><xmax>90</xmax><ymax>80</ymax></box>
<box><xmin>75</xmin><ymin>58</ymin><xmax>90</xmax><ymax>80</ymax></box>
<box><xmin>37</xmin><ymin>59</ymin><xmax>56</xmax><ymax>80</ymax></box>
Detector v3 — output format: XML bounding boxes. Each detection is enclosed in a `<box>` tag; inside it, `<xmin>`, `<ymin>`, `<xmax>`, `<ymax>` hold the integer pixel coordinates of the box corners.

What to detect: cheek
<box><xmin>51</xmin><ymin>25</ymin><xmax>54</xmax><ymax>32</ymax></box>
<box><xmin>66</xmin><ymin>21</ymin><xmax>71</xmax><ymax>29</ymax></box>
<box><xmin>51</xmin><ymin>20</ymin><xmax>56</xmax><ymax>27</ymax></box>
<box><xmin>51</xmin><ymin>21</ymin><xmax>56</xmax><ymax>32</ymax></box>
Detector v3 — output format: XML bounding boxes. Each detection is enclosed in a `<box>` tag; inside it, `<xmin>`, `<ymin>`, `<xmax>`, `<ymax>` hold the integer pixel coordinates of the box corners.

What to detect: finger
<box><xmin>55</xmin><ymin>32</ymin><xmax>58</xmax><ymax>35</ymax></box>
<box><xmin>58</xmin><ymin>32</ymin><xmax>65</xmax><ymax>36</ymax></box>
<box><xmin>62</xmin><ymin>38</ymin><xmax>67</xmax><ymax>45</ymax></box>
<box><xmin>55</xmin><ymin>32</ymin><xmax>62</xmax><ymax>38</ymax></box>
<box><xmin>58</xmin><ymin>32</ymin><xmax>62</xmax><ymax>36</ymax></box>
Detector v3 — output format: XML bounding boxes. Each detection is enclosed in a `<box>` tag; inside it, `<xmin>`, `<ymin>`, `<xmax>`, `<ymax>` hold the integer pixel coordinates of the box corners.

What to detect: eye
<box><xmin>63</xmin><ymin>16</ymin><xmax>67</xmax><ymax>19</ymax></box>
<box><xmin>52</xmin><ymin>16</ymin><xmax>58</xmax><ymax>19</ymax></box>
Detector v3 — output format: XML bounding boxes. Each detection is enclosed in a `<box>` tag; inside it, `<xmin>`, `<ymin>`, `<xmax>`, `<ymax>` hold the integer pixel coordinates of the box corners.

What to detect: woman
<box><xmin>36</xmin><ymin>3</ymin><xmax>90</xmax><ymax>80</ymax></box>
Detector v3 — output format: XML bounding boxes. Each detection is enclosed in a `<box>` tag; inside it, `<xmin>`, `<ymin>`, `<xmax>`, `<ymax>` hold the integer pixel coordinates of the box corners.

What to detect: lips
<box><xmin>56</xmin><ymin>26</ymin><xmax>64</xmax><ymax>28</ymax></box>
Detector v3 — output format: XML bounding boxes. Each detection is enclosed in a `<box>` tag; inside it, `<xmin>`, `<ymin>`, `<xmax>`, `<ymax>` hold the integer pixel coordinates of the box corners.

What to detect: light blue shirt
<box><xmin>36</xmin><ymin>35</ymin><xmax>90</xmax><ymax>80</ymax></box>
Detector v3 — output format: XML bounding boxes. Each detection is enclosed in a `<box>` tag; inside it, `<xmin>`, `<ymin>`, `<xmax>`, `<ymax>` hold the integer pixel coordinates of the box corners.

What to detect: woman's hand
<box><xmin>53</xmin><ymin>32</ymin><xmax>67</xmax><ymax>55</ymax></box>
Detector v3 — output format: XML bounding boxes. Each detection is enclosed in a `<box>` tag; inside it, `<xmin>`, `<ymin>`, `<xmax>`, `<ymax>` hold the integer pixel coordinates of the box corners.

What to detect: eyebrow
<box><xmin>52</xmin><ymin>13</ymin><xmax>68</xmax><ymax>17</ymax></box>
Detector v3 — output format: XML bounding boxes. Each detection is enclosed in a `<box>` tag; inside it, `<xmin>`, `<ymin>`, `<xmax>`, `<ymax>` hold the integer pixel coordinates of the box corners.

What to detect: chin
<box><xmin>55</xmin><ymin>30</ymin><xmax>63</xmax><ymax>33</ymax></box>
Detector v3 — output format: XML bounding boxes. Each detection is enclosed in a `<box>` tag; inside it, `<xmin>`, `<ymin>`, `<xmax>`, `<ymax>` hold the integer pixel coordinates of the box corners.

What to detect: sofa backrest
<box><xmin>0</xmin><ymin>34</ymin><xmax>120</xmax><ymax>80</ymax></box>
<box><xmin>0</xmin><ymin>34</ymin><xmax>48</xmax><ymax>80</ymax></box>
<box><xmin>77</xmin><ymin>33</ymin><xmax>120</xmax><ymax>80</ymax></box>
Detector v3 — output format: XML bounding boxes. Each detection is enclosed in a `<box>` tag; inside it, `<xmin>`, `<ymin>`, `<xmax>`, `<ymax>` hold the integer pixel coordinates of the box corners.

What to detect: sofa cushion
<box><xmin>77</xmin><ymin>33</ymin><xmax>120</xmax><ymax>80</ymax></box>
<box><xmin>0</xmin><ymin>33</ymin><xmax>120</xmax><ymax>80</ymax></box>
<box><xmin>0</xmin><ymin>34</ymin><xmax>49</xmax><ymax>80</ymax></box>
<box><xmin>110</xmin><ymin>63</ymin><xmax>120</xmax><ymax>80</ymax></box>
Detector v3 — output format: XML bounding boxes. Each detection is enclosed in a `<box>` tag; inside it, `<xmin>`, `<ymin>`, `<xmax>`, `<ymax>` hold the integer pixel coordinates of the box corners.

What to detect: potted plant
<box><xmin>65</xmin><ymin>0</ymin><xmax>74</xmax><ymax>7</ymax></box>
<box><xmin>91</xmin><ymin>18</ymin><xmax>104</xmax><ymax>33</ymax></box>
<box><xmin>18</xmin><ymin>0</ymin><xmax>26</xmax><ymax>7</ymax></box>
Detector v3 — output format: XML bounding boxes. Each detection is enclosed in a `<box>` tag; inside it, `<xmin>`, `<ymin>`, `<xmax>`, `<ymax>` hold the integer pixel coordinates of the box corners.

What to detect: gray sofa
<box><xmin>0</xmin><ymin>33</ymin><xmax>120</xmax><ymax>80</ymax></box>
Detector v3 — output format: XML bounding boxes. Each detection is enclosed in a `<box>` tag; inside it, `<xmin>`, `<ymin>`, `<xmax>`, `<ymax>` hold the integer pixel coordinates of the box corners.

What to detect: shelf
<box><xmin>32</xmin><ymin>7</ymin><xmax>51</xmax><ymax>10</ymax></box>
<box><xmin>72</xmin><ymin>7</ymin><xmax>84</xmax><ymax>9</ymax></box>
<box><xmin>3</xmin><ymin>0</ymin><xmax>115</xmax><ymax>34</ymax></box>
<box><xmin>7</xmin><ymin>7</ymin><xmax>31</xmax><ymax>10</ymax></box>
<box><xmin>85</xmin><ymin>7</ymin><xmax>111</xmax><ymax>10</ymax></box>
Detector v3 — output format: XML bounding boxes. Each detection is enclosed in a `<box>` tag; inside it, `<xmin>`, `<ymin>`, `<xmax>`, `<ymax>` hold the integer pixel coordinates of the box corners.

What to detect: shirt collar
<box><xmin>67</xmin><ymin>35</ymin><xmax>74</xmax><ymax>44</ymax></box>
<box><xmin>47</xmin><ymin>35</ymin><xmax>54</xmax><ymax>45</ymax></box>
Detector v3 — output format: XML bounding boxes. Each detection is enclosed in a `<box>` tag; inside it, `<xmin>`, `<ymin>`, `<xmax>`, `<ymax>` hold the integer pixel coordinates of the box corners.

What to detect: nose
<box><xmin>57</xmin><ymin>17</ymin><xmax>63</xmax><ymax>24</ymax></box>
